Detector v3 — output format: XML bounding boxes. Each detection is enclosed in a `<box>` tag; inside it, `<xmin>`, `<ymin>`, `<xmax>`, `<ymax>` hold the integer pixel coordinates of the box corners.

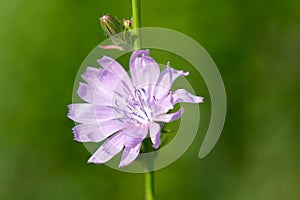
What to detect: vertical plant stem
<box><xmin>145</xmin><ymin>171</ymin><xmax>155</xmax><ymax>200</ymax></box>
<box><xmin>132</xmin><ymin>0</ymin><xmax>141</xmax><ymax>49</ymax></box>
<box><xmin>132</xmin><ymin>1</ymin><xmax>153</xmax><ymax>198</ymax></box>
<box><xmin>142</xmin><ymin>141</ymin><xmax>155</xmax><ymax>199</ymax></box>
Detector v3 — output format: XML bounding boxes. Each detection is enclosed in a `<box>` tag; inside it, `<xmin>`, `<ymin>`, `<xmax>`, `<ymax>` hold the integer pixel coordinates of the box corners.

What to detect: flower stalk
<box><xmin>132</xmin><ymin>0</ymin><xmax>141</xmax><ymax>49</ymax></box>
<box><xmin>145</xmin><ymin>171</ymin><xmax>155</xmax><ymax>200</ymax></box>
<box><xmin>132</xmin><ymin>1</ymin><xmax>154</xmax><ymax>198</ymax></box>
<box><xmin>133</xmin><ymin>0</ymin><xmax>153</xmax><ymax>195</ymax></box>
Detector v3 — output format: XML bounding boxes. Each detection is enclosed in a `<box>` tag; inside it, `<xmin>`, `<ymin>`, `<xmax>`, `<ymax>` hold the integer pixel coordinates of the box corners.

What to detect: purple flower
<box><xmin>68</xmin><ymin>50</ymin><xmax>203</xmax><ymax>167</ymax></box>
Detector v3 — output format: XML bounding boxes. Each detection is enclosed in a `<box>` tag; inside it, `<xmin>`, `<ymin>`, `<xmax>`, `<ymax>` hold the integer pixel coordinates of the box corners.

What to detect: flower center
<box><xmin>124</xmin><ymin>88</ymin><xmax>153</xmax><ymax>125</ymax></box>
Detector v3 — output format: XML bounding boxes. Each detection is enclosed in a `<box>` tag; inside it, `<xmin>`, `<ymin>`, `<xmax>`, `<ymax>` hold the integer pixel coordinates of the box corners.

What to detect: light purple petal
<box><xmin>78</xmin><ymin>56</ymin><xmax>134</xmax><ymax>105</ymax></box>
<box><xmin>77</xmin><ymin>77</ymin><xmax>127</xmax><ymax>108</ymax></box>
<box><xmin>154</xmin><ymin>62</ymin><xmax>189</xmax><ymax>101</ymax></box>
<box><xmin>153</xmin><ymin>107</ymin><xmax>184</xmax><ymax>122</ymax></box>
<box><xmin>122</xmin><ymin>125</ymin><xmax>148</xmax><ymax>148</ymax></box>
<box><xmin>73</xmin><ymin>120</ymin><xmax>130</xmax><ymax>142</ymax></box>
<box><xmin>77</xmin><ymin>83</ymin><xmax>95</xmax><ymax>103</ymax></box>
<box><xmin>81</xmin><ymin>67</ymin><xmax>102</xmax><ymax>86</ymax></box>
<box><xmin>172</xmin><ymin>89</ymin><xmax>204</xmax><ymax>104</ymax></box>
<box><xmin>129</xmin><ymin>50</ymin><xmax>160</xmax><ymax>90</ymax></box>
<box><xmin>67</xmin><ymin>104</ymin><xmax>96</xmax><ymax>123</ymax></box>
<box><xmin>68</xmin><ymin>104</ymin><xmax>125</xmax><ymax>125</ymax></box>
<box><xmin>91</xmin><ymin>66</ymin><xmax>136</xmax><ymax>110</ymax></box>
<box><xmin>151</xmin><ymin>93</ymin><xmax>174</xmax><ymax>115</ymax></box>
<box><xmin>149</xmin><ymin>122</ymin><xmax>161</xmax><ymax>149</ymax></box>
<box><xmin>119</xmin><ymin>143</ymin><xmax>141</xmax><ymax>167</ymax></box>
<box><xmin>88</xmin><ymin>132</ymin><xmax>125</xmax><ymax>164</ymax></box>
<box><xmin>97</xmin><ymin>56</ymin><xmax>133</xmax><ymax>87</ymax></box>
<box><xmin>94</xmin><ymin>105</ymin><xmax>123</xmax><ymax>122</ymax></box>
<box><xmin>82</xmin><ymin>56</ymin><xmax>135</xmax><ymax>108</ymax></box>
<box><xmin>93</xmin><ymin>70</ymin><xmax>130</xmax><ymax>108</ymax></box>
<box><xmin>72</xmin><ymin>123</ymin><xmax>107</xmax><ymax>142</ymax></box>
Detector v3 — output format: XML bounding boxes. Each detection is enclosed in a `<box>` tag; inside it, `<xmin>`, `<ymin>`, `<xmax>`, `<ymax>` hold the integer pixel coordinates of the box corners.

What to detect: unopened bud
<box><xmin>123</xmin><ymin>19</ymin><xmax>132</xmax><ymax>30</ymax></box>
<box><xmin>100</xmin><ymin>15</ymin><xmax>125</xmax><ymax>37</ymax></box>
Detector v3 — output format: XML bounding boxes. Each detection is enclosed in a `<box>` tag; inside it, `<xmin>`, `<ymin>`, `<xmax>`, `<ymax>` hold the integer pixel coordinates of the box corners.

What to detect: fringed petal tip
<box><xmin>197</xmin><ymin>96</ymin><xmax>204</xmax><ymax>103</ymax></box>
<box><xmin>77</xmin><ymin>82</ymin><xmax>95</xmax><ymax>103</ymax></box>
<box><xmin>67</xmin><ymin>104</ymin><xmax>79</xmax><ymax>122</ymax></box>
<box><xmin>152</xmin><ymin>142</ymin><xmax>160</xmax><ymax>149</ymax></box>
<box><xmin>149</xmin><ymin>122</ymin><xmax>161</xmax><ymax>149</ymax></box>
<box><xmin>96</xmin><ymin>55</ymin><xmax>122</xmax><ymax>71</ymax></box>
<box><xmin>66</xmin><ymin>104</ymin><xmax>73</xmax><ymax>119</ymax></box>
<box><xmin>130</xmin><ymin>49</ymin><xmax>160</xmax><ymax>89</ymax></box>
<box><xmin>167</xmin><ymin>62</ymin><xmax>189</xmax><ymax>76</ymax></box>
<box><xmin>72</xmin><ymin>126</ymin><xmax>89</xmax><ymax>142</ymax></box>
<box><xmin>96</xmin><ymin>55</ymin><xmax>130</xmax><ymax>83</ymax></box>
<box><xmin>72</xmin><ymin>126</ymin><xmax>79</xmax><ymax>141</ymax></box>
<box><xmin>153</xmin><ymin>107</ymin><xmax>185</xmax><ymax>122</ymax></box>
<box><xmin>118</xmin><ymin>161</ymin><xmax>131</xmax><ymax>168</ymax></box>
<box><xmin>81</xmin><ymin>67</ymin><xmax>102</xmax><ymax>86</ymax></box>
<box><xmin>96</xmin><ymin>55</ymin><xmax>112</xmax><ymax>68</ymax></box>
<box><xmin>118</xmin><ymin>158</ymin><xmax>130</xmax><ymax>168</ymax></box>
<box><xmin>130</xmin><ymin>49</ymin><xmax>150</xmax><ymax>60</ymax></box>
<box><xmin>87</xmin><ymin>157</ymin><xmax>104</xmax><ymax>165</ymax></box>
<box><xmin>119</xmin><ymin>143</ymin><xmax>141</xmax><ymax>167</ymax></box>
<box><xmin>172</xmin><ymin>89</ymin><xmax>204</xmax><ymax>105</ymax></box>
<box><xmin>68</xmin><ymin>105</ymin><xmax>82</xmax><ymax>142</ymax></box>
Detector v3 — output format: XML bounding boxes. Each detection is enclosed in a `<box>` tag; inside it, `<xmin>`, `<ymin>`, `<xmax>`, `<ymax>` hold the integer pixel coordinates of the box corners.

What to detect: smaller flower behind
<box><xmin>68</xmin><ymin>50</ymin><xmax>203</xmax><ymax>167</ymax></box>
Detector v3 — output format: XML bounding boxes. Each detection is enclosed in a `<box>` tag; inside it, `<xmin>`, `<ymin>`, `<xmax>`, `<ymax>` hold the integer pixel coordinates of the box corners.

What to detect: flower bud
<box><xmin>123</xmin><ymin>19</ymin><xmax>132</xmax><ymax>30</ymax></box>
<box><xmin>99</xmin><ymin>15</ymin><xmax>125</xmax><ymax>37</ymax></box>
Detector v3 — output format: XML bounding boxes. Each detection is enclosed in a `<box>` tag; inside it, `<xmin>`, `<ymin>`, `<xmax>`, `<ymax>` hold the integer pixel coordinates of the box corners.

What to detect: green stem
<box><xmin>145</xmin><ymin>171</ymin><xmax>155</xmax><ymax>200</ymax></box>
<box><xmin>132</xmin><ymin>1</ymin><xmax>153</xmax><ymax>198</ymax></box>
<box><xmin>132</xmin><ymin>0</ymin><xmax>141</xmax><ymax>49</ymax></box>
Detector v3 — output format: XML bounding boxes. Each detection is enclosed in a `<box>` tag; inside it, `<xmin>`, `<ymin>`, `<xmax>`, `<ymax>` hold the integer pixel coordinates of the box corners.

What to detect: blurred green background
<box><xmin>1</xmin><ymin>0</ymin><xmax>300</xmax><ymax>199</ymax></box>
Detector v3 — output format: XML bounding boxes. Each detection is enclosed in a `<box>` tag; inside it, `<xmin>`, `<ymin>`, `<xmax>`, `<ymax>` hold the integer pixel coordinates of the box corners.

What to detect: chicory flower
<box><xmin>68</xmin><ymin>50</ymin><xmax>203</xmax><ymax>167</ymax></box>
